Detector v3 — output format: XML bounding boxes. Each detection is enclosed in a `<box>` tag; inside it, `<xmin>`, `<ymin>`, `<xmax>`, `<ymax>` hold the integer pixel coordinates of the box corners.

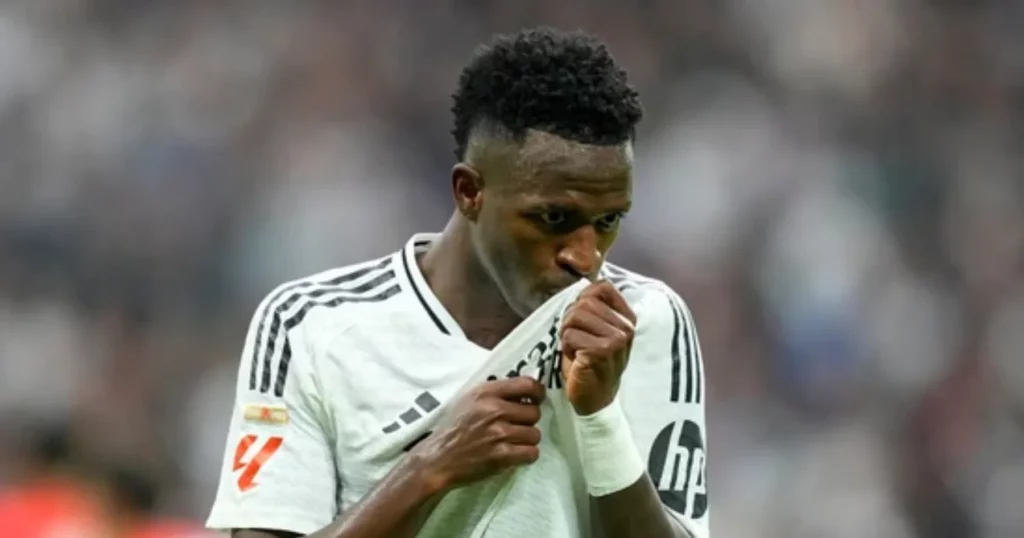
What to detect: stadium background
<box><xmin>0</xmin><ymin>0</ymin><xmax>1022</xmax><ymax>536</ymax></box>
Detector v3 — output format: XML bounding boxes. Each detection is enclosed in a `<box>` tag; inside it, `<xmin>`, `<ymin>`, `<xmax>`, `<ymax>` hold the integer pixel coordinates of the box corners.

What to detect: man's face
<box><xmin>466</xmin><ymin>131</ymin><xmax>633</xmax><ymax>317</ymax></box>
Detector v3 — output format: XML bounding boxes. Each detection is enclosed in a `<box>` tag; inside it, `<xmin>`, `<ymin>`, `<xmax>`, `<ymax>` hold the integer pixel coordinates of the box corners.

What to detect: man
<box><xmin>207</xmin><ymin>27</ymin><xmax>709</xmax><ymax>538</ymax></box>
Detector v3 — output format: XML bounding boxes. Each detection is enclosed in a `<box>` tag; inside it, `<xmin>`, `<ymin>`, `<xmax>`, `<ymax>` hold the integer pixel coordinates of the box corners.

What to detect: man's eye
<box><xmin>596</xmin><ymin>213</ymin><xmax>623</xmax><ymax>231</ymax></box>
<box><xmin>540</xmin><ymin>211</ymin><xmax>567</xmax><ymax>226</ymax></box>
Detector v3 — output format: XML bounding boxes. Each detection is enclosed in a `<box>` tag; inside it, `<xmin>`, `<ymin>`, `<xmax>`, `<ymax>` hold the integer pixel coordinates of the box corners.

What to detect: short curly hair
<box><xmin>451</xmin><ymin>27</ymin><xmax>643</xmax><ymax>160</ymax></box>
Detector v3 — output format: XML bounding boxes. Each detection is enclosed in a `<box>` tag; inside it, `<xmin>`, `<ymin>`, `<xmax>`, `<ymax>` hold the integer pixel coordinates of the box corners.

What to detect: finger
<box><xmin>560</xmin><ymin>327</ymin><xmax>604</xmax><ymax>361</ymax></box>
<box><xmin>493</xmin><ymin>443</ymin><xmax>541</xmax><ymax>467</ymax></box>
<box><xmin>562</xmin><ymin>300</ymin><xmax>633</xmax><ymax>338</ymax></box>
<box><xmin>483</xmin><ymin>376</ymin><xmax>546</xmax><ymax>404</ymax></box>
<box><xmin>496</xmin><ymin>424</ymin><xmax>542</xmax><ymax>445</ymax></box>
<box><xmin>579</xmin><ymin>280</ymin><xmax>636</xmax><ymax>326</ymax></box>
<box><xmin>490</xmin><ymin>398</ymin><xmax>542</xmax><ymax>425</ymax></box>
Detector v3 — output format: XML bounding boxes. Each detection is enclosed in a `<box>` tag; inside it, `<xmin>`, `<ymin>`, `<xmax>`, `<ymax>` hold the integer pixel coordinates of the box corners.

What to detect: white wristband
<box><xmin>573</xmin><ymin>398</ymin><xmax>645</xmax><ymax>497</ymax></box>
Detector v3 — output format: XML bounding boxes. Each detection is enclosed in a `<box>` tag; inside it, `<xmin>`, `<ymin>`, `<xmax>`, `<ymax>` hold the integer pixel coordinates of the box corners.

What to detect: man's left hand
<box><xmin>560</xmin><ymin>280</ymin><xmax>637</xmax><ymax>416</ymax></box>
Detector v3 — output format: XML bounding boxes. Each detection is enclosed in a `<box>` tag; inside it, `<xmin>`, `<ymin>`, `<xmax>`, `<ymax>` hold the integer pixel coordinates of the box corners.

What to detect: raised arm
<box><xmin>598</xmin><ymin>285</ymin><xmax>709</xmax><ymax>538</ymax></box>
<box><xmin>559</xmin><ymin>280</ymin><xmax>709</xmax><ymax>538</ymax></box>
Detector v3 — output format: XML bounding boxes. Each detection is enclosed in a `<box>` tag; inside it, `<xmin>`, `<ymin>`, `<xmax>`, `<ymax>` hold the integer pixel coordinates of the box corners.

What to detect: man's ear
<box><xmin>452</xmin><ymin>163</ymin><xmax>484</xmax><ymax>222</ymax></box>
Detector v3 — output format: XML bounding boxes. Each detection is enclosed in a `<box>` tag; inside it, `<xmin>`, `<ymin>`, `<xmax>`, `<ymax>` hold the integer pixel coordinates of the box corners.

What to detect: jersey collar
<box><xmin>400</xmin><ymin>233</ymin><xmax>466</xmax><ymax>339</ymax></box>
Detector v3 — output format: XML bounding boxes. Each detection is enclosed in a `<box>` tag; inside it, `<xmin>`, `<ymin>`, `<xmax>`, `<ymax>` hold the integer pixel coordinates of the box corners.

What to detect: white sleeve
<box><xmin>620</xmin><ymin>286</ymin><xmax>710</xmax><ymax>538</ymax></box>
<box><xmin>206</xmin><ymin>289</ymin><xmax>339</xmax><ymax>535</ymax></box>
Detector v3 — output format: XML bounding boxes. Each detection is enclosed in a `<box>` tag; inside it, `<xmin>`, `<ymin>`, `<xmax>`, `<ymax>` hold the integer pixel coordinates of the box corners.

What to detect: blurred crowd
<box><xmin>0</xmin><ymin>0</ymin><xmax>1021</xmax><ymax>536</ymax></box>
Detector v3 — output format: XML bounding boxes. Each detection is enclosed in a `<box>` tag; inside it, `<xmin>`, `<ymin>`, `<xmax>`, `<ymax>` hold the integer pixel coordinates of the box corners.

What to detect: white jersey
<box><xmin>206</xmin><ymin>233</ymin><xmax>710</xmax><ymax>537</ymax></box>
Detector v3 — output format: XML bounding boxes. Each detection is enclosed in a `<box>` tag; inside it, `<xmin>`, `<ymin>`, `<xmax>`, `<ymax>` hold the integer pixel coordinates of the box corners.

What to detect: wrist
<box><xmin>570</xmin><ymin>384</ymin><xmax>619</xmax><ymax>416</ymax></box>
<box><xmin>400</xmin><ymin>451</ymin><xmax>451</xmax><ymax>498</ymax></box>
<box><xmin>570</xmin><ymin>395</ymin><xmax>615</xmax><ymax>417</ymax></box>
<box><xmin>573</xmin><ymin>397</ymin><xmax>646</xmax><ymax>497</ymax></box>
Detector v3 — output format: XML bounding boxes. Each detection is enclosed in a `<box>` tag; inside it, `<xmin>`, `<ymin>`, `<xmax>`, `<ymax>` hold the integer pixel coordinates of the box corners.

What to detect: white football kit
<box><xmin>206</xmin><ymin>233</ymin><xmax>710</xmax><ymax>537</ymax></box>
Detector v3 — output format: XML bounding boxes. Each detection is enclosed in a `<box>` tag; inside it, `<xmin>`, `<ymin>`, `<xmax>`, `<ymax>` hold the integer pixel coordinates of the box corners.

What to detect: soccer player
<box><xmin>207</xmin><ymin>27</ymin><xmax>709</xmax><ymax>538</ymax></box>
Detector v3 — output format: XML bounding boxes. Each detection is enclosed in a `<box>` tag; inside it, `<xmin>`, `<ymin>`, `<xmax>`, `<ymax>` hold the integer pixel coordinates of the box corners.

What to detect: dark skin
<box><xmin>234</xmin><ymin>129</ymin><xmax>690</xmax><ymax>538</ymax></box>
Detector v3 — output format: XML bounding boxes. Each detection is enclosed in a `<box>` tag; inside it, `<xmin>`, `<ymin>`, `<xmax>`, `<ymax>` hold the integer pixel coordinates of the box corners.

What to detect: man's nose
<box><xmin>555</xmin><ymin>226</ymin><xmax>602</xmax><ymax>280</ymax></box>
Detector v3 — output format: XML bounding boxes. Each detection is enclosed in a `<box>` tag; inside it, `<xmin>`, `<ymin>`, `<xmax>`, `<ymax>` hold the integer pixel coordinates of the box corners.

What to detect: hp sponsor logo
<box><xmin>647</xmin><ymin>420</ymin><xmax>708</xmax><ymax>519</ymax></box>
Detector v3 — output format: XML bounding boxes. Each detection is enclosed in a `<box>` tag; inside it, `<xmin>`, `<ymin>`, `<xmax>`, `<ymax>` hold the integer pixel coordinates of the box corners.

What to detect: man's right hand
<box><xmin>409</xmin><ymin>376</ymin><xmax>546</xmax><ymax>493</ymax></box>
<box><xmin>234</xmin><ymin>377</ymin><xmax>547</xmax><ymax>538</ymax></box>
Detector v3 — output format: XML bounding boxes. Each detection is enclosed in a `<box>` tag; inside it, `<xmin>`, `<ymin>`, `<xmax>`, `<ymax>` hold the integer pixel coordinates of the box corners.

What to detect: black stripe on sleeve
<box><xmin>271</xmin><ymin>282</ymin><xmax>401</xmax><ymax>396</ymax></box>
<box><xmin>259</xmin><ymin>269</ymin><xmax>396</xmax><ymax>393</ymax></box>
<box><xmin>690</xmin><ymin>306</ymin><xmax>704</xmax><ymax>404</ymax></box>
<box><xmin>667</xmin><ymin>294</ymin><xmax>684</xmax><ymax>403</ymax></box>
<box><xmin>668</xmin><ymin>294</ymin><xmax>701</xmax><ymax>404</ymax></box>
<box><xmin>597</xmin><ymin>265</ymin><xmax>703</xmax><ymax>404</ymax></box>
<box><xmin>248</xmin><ymin>256</ymin><xmax>392</xmax><ymax>391</ymax></box>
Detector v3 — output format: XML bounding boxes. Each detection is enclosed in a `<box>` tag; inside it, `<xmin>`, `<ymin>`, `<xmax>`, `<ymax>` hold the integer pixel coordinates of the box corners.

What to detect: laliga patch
<box><xmin>243</xmin><ymin>403</ymin><xmax>290</xmax><ymax>425</ymax></box>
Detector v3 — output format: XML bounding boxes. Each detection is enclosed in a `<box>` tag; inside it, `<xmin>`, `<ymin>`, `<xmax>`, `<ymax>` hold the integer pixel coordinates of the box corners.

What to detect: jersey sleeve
<box><xmin>206</xmin><ymin>289</ymin><xmax>339</xmax><ymax>535</ymax></box>
<box><xmin>619</xmin><ymin>286</ymin><xmax>710</xmax><ymax>538</ymax></box>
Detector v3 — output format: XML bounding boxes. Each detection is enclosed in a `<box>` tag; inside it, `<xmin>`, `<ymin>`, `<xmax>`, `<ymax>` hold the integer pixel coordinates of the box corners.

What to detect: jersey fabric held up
<box><xmin>206</xmin><ymin>233</ymin><xmax>710</xmax><ymax>537</ymax></box>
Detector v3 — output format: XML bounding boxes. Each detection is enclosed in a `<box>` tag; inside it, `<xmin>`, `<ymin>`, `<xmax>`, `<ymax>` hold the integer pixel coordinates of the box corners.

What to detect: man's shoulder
<box><xmin>602</xmin><ymin>263</ymin><xmax>683</xmax><ymax>303</ymax></box>
<box><xmin>254</xmin><ymin>252</ymin><xmax>404</xmax><ymax>333</ymax></box>
<box><xmin>604</xmin><ymin>264</ymin><xmax>705</xmax><ymax>407</ymax></box>
<box><xmin>601</xmin><ymin>263</ymin><xmax>694</xmax><ymax>329</ymax></box>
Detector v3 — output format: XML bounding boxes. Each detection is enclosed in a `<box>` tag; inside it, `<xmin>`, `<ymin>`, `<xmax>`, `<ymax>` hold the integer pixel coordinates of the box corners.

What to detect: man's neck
<box><xmin>418</xmin><ymin>218</ymin><xmax>523</xmax><ymax>349</ymax></box>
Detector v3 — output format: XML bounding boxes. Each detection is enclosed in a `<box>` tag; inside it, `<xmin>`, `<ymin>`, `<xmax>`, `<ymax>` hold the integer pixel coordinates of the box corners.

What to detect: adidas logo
<box><xmin>381</xmin><ymin>391</ymin><xmax>441</xmax><ymax>434</ymax></box>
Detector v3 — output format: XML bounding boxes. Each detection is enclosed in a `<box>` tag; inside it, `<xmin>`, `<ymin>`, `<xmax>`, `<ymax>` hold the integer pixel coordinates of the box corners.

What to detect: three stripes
<box><xmin>602</xmin><ymin>265</ymin><xmax>704</xmax><ymax>405</ymax></box>
<box><xmin>248</xmin><ymin>255</ymin><xmax>401</xmax><ymax>397</ymax></box>
<box><xmin>381</xmin><ymin>391</ymin><xmax>442</xmax><ymax>435</ymax></box>
<box><xmin>244</xmin><ymin>252</ymin><xmax>704</xmax><ymax>408</ymax></box>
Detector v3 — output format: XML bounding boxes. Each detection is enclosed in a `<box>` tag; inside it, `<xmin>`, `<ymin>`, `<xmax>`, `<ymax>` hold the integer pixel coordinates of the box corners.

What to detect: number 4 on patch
<box><xmin>232</xmin><ymin>435</ymin><xmax>283</xmax><ymax>492</ymax></box>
